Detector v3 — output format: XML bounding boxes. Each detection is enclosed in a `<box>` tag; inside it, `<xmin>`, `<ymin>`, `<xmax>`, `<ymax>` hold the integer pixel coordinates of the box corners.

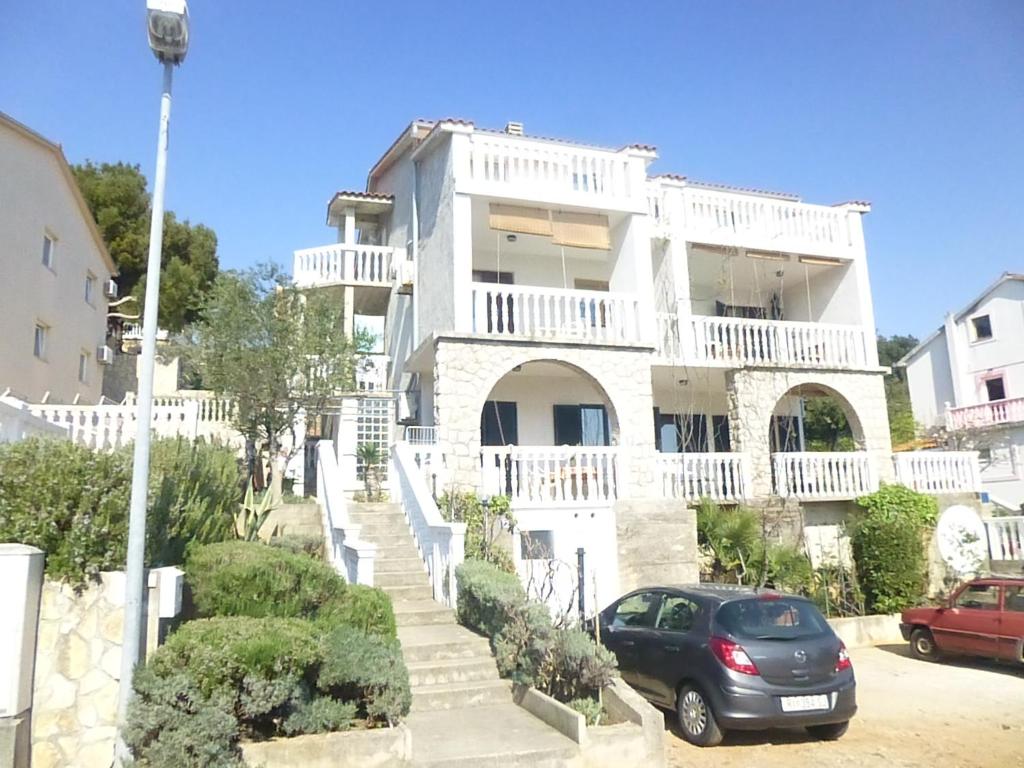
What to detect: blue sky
<box><xmin>2</xmin><ymin>0</ymin><xmax>1021</xmax><ymax>340</ymax></box>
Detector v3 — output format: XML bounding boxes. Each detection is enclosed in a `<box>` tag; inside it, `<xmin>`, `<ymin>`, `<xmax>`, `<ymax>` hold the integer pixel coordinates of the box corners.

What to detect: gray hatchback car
<box><xmin>597</xmin><ymin>584</ymin><xmax>856</xmax><ymax>746</ymax></box>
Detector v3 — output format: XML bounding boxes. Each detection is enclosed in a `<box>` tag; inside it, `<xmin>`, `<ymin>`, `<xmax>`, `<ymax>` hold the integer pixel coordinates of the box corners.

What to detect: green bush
<box><xmin>0</xmin><ymin>437</ymin><xmax>241</xmax><ymax>586</ymax></box>
<box><xmin>268</xmin><ymin>533</ymin><xmax>324</xmax><ymax>557</ymax></box>
<box><xmin>455</xmin><ymin>559</ymin><xmax>527</xmax><ymax>637</ymax></box>
<box><xmin>853</xmin><ymin>484</ymin><xmax>937</xmax><ymax>613</ymax></box>
<box><xmin>567</xmin><ymin>697</ymin><xmax>603</xmax><ymax>727</ymax></box>
<box><xmin>539</xmin><ymin>628</ymin><xmax>618</xmax><ymax>702</ymax></box>
<box><xmin>319</xmin><ymin>583</ymin><xmax>397</xmax><ymax>639</ymax></box>
<box><xmin>439</xmin><ymin>491</ymin><xmax>516</xmax><ymax>572</ymax></box>
<box><xmin>282</xmin><ymin>697</ymin><xmax>357</xmax><ymax>736</ymax></box>
<box><xmin>318</xmin><ymin>625</ymin><xmax>411</xmax><ymax>724</ymax></box>
<box><xmin>493</xmin><ymin>600</ymin><xmax>552</xmax><ymax>684</ymax></box>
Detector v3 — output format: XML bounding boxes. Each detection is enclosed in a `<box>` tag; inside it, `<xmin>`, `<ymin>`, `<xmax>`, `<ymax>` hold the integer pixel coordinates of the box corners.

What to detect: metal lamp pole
<box><xmin>115</xmin><ymin>3</ymin><xmax>189</xmax><ymax>760</ymax></box>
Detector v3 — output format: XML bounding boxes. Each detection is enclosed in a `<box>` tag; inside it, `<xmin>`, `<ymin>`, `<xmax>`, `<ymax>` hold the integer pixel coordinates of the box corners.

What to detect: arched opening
<box><xmin>478</xmin><ymin>360</ymin><xmax>620</xmax><ymax>505</ymax></box>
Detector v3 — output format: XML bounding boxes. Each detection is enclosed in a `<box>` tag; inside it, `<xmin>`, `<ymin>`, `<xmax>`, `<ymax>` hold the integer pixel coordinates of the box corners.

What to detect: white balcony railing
<box><xmin>680</xmin><ymin>187</ymin><xmax>852</xmax><ymax>255</ymax></box>
<box><xmin>467</xmin><ymin>135</ymin><xmax>634</xmax><ymax>203</ymax></box>
<box><xmin>480</xmin><ymin>446</ymin><xmax>620</xmax><ymax>506</ymax></box>
<box><xmin>656</xmin><ymin>312</ymin><xmax>681</xmax><ymax>360</ymax></box>
<box><xmin>655</xmin><ymin>452</ymin><xmax>750</xmax><ymax>503</ymax></box>
<box><xmin>405</xmin><ymin>426</ymin><xmax>437</xmax><ymax>445</ymax></box>
<box><xmin>293</xmin><ymin>244</ymin><xmax>396</xmax><ymax>287</ymax></box>
<box><xmin>690</xmin><ymin>316</ymin><xmax>869</xmax><ymax>369</ymax></box>
<box><xmin>947</xmin><ymin>397</ymin><xmax>1024</xmax><ymax>430</ymax></box>
<box><xmin>985</xmin><ymin>516</ymin><xmax>1024</xmax><ymax>562</ymax></box>
<box><xmin>893</xmin><ymin>451</ymin><xmax>981</xmax><ymax>495</ymax></box>
<box><xmin>470</xmin><ymin>283</ymin><xmax>643</xmax><ymax>344</ymax></box>
<box><xmin>772</xmin><ymin>452</ymin><xmax>877</xmax><ymax>501</ymax></box>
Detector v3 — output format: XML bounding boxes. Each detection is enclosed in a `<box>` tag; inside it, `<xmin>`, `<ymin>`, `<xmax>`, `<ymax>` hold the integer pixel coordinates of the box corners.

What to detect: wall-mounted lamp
<box><xmin>506</xmin><ymin>234</ymin><xmax>517</xmax><ymax>243</ymax></box>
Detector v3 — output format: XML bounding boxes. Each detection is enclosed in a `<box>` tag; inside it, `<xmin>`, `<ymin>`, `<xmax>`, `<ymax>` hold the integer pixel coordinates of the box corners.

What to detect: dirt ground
<box><xmin>664</xmin><ymin>645</ymin><xmax>1024</xmax><ymax>768</ymax></box>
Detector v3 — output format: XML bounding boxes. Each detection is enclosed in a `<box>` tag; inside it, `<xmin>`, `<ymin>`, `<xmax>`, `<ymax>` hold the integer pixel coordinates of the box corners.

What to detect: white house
<box><xmin>296</xmin><ymin>119</ymin><xmax>981</xmax><ymax>609</ymax></box>
<box><xmin>900</xmin><ymin>273</ymin><xmax>1024</xmax><ymax>509</ymax></box>
<box><xmin>0</xmin><ymin>112</ymin><xmax>117</xmax><ymax>405</ymax></box>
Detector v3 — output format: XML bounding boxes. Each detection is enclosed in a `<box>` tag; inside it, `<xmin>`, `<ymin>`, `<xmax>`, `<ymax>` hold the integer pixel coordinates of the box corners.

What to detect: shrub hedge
<box><xmin>853</xmin><ymin>484</ymin><xmax>938</xmax><ymax>613</ymax></box>
<box><xmin>0</xmin><ymin>437</ymin><xmax>241</xmax><ymax>585</ymax></box>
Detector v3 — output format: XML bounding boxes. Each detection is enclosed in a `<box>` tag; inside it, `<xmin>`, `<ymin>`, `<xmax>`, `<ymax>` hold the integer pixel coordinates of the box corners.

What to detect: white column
<box><xmin>944</xmin><ymin>312</ymin><xmax>971</xmax><ymax>408</ymax></box>
<box><xmin>843</xmin><ymin>207</ymin><xmax>880</xmax><ymax>367</ymax></box>
<box><xmin>342</xmin><ymin>207</ymin><xmax>356</xmax><ymax>245</ymax></box>
<box><xmin>336</xmin><ymin>397</ymin><xmax>360</xmax><ymax>493</ymax></box>
<box><xmin>451</xmin><ymin>192</ymin><xmax>474</xmax><ymax>333</ymax></box>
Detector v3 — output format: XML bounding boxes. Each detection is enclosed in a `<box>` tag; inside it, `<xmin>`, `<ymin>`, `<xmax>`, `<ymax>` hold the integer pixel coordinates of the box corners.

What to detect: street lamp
<box><xmin>115</xmin><ymin>1</ymin><xmax>189</xmax><ymax>758</ymax></box>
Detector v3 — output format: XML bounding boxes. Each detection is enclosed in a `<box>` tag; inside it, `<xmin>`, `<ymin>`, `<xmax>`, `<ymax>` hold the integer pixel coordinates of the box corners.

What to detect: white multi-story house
<box><xmin>900</xmin><ymin>273</ymin><xmax>1024</xmax><ymax>509</ymax></box>
<box><xmin>296</xmin><ymin>119</ymin><xmax>981</xmax><ymax>609</ymax></box>
<box><xmin>0</xmin><ymin>112</ymin><xmax>117</xmax><ymax>405</ymax></box>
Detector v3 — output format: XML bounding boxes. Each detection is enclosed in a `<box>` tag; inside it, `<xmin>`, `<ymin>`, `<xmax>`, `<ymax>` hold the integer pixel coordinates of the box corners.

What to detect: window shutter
<box><xmin>488</xmin><ymin>204</ymin><xmax>553</xmax><ymax>236</ymax></box>
<box><xmin>551</xmin><ymin>211</ymin><xmax>610</xmax><ymax>250</ymax></box>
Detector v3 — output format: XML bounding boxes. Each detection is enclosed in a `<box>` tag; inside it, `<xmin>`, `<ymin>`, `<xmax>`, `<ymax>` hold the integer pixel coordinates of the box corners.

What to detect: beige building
<box><xmin>0</xmin><ymin>112</ymin><xmax>116</xmax><ymax>404</ymax></box>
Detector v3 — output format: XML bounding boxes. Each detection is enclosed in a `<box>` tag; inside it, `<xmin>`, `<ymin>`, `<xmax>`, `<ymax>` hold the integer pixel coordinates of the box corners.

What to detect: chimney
<box><xmin>504</xmin><ymin>121</ymin><xmax>524</xmax><ymax>136</ymax></box>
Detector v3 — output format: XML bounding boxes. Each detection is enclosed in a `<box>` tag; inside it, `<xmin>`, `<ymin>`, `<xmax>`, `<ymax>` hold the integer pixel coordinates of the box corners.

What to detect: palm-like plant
<box><xmin>357</xmin><ymin>442</ymin><xmax>383</xmax><ymax>500</ymax></box>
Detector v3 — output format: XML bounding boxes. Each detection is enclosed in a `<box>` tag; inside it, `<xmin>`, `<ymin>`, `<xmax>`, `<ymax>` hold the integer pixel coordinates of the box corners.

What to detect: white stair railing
<box><xmin>316</xmin><ymin>440</ymin><xmax>376</xmax><ymax>585</ymax></box>
<box><xmin>392</xmin><ymin>442</ymin><xmax>466</xmax><ymax>606</ymax></box>
<box><xmin>772</xmin><ymin>452</ymin><xmax>877</xmax><ymax>500</ymax></box>
<box><xmin>655</xmin><ymin>453</ymin><xmax>750</xmax><ymax>503</ymax></box>
<box><xmin>480</xmin><ymin>446</ymin><xmax>620</xmax><ymax>506</ymax></box>
<box><xmin>892</xmin><ymin>451</ymin><xmax>981</xmax><ymax>494</ymax></box>
<box><xmin>985</xmin><ymin>517</ymin><xmax>1024</xmax><ymax>562</ymax></box>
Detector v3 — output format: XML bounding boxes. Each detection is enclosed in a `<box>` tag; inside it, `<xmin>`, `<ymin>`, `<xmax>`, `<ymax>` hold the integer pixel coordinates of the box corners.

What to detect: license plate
<box><xmin>780</xmin><ymin>694</ymin><xmax>830</xmax><ymax>713</ymax></box>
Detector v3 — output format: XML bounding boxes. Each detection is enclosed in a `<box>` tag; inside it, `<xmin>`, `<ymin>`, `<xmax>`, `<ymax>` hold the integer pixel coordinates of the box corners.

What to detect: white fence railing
<box><xmin>467</xmin><ymin>135</ymin><xmax>634</xmax><ymax>202</ymax></box>
<box><xmin>893</xmin><ymin>451</ymin><xmax>981</xmax><ymax>495</ymax></box>
<box><xmin>405</xmin><ymin>426</ymin><xmax>437</xmax><ymax>445</ymax></box>
<box><xmin>947</xmin><ymin>397</ymin><xmax>1024</xmax><ymax>430</ymax></box>
<box><xmin>690</xmin><ymin>316</ymin><xmax>869</xmax><ymax>369</ymax></box>
<box><xmin>656</xmin><ymin>312</ymin><xmax>681</xmax><ymax>360</ymax></box>
<box><xmin>0</xmin><ymin>397</ymin><xmax>70</xmax><ymax>443</ymax></box>
<box><xmin>985</xmin><ymin>516</ymin><xmax>1024</xmax><ymax>562</ymax></box>
<box><xmin>316</xmin><ymin>440</ymin><xmax>376</xmax><ymax>585</ymax></box>
<box><xmin>680</xmin><ymin>188</ymin><xmax>851</xmax><ymax>254</ymax></box>
<box><xmin>772</xmin><ymin>452</ymin><xmax>877</xmax><ymax>500</ymax></box>
<box><xmin>121</xmin><ymin>323</ymin><xmax>169</xmax><ymax>342</ymax></box>
<box><xmin>480</xmin><ymin>446</ymin><xmax>621</xmax><ymax>506</ymax></box>
<box><xmin>470</xmin><ymin>283</ymin><xmax>643</xmax><ymax>344</ymax></box>
<box><xmin>655</xmin><ymin>452</ymin><xmax>750</xmax><ymax>503</ymax></box>
<box><xmin>392</xmin><ymin>442</ymin><xmax>465</xmax><ymax>606</ymax></box>
<box><xmin>293</xmin><ymin>243</ymin><xmax>396</xmax><ymax>287</ymax></box>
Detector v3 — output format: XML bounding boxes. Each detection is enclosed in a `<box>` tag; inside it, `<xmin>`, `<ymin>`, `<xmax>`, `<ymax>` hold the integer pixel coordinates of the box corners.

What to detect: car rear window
<box><xmin>715</xmin><ymin>597</ymin><xmax>831</xmax><ymax>640</ymax></box>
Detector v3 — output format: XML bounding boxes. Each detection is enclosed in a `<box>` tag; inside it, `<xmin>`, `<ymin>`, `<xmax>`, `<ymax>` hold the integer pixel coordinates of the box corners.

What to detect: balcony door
<box><xmin>481</xmin><ymin>400</ymin><xmax>518</xmax><ymax>446</ymax></box>
<box><xmin>553</xmin><ymin>404</ymin><xmax>609</xmax><ymax>446</ymax></box>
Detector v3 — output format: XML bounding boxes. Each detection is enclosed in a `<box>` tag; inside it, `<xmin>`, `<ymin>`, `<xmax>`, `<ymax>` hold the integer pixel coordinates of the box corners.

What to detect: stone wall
<box><xmin>31</xmin><ymin>569</ymin><xmax>175</xmax><ymax>768</ymax></box>
<box><xmin>615</xmin><ymin>500</ymin><xmax>698</xmax><ymax>592</ymax></box>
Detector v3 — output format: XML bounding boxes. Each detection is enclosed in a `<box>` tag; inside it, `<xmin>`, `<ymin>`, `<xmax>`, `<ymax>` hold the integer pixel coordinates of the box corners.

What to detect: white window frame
<box><xmin>34</xmin><ymin>323</ymin><xmax>49</xmax><ymax>360</ymax></box>
<box><xmin>85</xmin><ymin>272</ymin><xmax>97</xmax><ymax>306</ymax></box>
<box><xmin>42</xmin><ymin>233</ymin><xmax>56</xmax><ymax>270</ymax></box>
<box><xmin>969</xmin><ymin>313</ymin><xmax>994</xmax><ymax>344</ymax></box>
<box><xmin>79</xmin><ymin>349</ymin><xmax>90</xmax><ymax>384</ymax></box>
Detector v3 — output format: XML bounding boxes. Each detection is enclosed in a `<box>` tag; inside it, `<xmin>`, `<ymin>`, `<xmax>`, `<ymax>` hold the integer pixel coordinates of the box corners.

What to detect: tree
<box><xmin>802</xmin><ymin>397</ymin><xmax>854</xmax><ymax>451</ymax></box>
<box><xmin>72</xmin><ymin>161</ymin><xmax>219</xmax><ymax>331</ymax></box>
<box><xmin>877</xmin><ymin>334</ymin><xmax>919</xmax><ymax>447</ymax></box>
<box><xmin>182</xmin><ymin>264</ymin><xmax>371</xmax><ymax>494</ymax></box>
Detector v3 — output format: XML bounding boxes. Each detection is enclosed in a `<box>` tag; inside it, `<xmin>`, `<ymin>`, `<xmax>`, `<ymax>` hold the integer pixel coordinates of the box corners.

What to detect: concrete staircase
<box><xmin>347</xmin><ymin>502</ymin><xmax>580</xmax><ymax>767</ymax></box>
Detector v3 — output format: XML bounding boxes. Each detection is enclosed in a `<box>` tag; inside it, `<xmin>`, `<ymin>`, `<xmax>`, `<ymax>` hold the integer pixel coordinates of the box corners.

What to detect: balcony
<box><xmin>772</xmin><ymin>452</ymin><xmax>877</xmax><ymax>501</ymax></box>
<box><xmin>892</xmin><ymin>451</ymin><xmax>980</xmax><ymax>495</ymax></box>
<box><xmin>678</xmin><ymin>187</ymin><xmax>858</xmax><ymax>257</ymax></box>
<box><xmin>293</xmin><ymin>243</ymin><xmax>398</xmax><ymax>288</ymax></box>
<box><xmin>656</xmin><ymin>313</ymin><xmax>870</xmax><ymax>370</ymax></box>
<box><xmin>655</xmin><ymin>452</ymin><xmax>750</xmax><ymax>503</ymax></box>
<box><xmin>470</xmin><ymin>283</ymin><xmax>644</xmax><ymax>345</ymax></box>
<box><xmin>947</xmin><ymin>397</ymin><xmax>1024</xmax><ymax>430</ymax></box>
<box><xmin>480</xmin><ymin>445</ymin><xmax>620</xmax><ymax>506</ymax></box>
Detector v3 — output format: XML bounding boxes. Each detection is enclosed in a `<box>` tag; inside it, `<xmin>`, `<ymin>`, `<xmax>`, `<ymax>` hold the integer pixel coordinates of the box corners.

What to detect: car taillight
<box><xmin>835</xmin><ymin>641</ymin><xmax>852</xmax><ymax>672</ymax></box>
<box><xmin>709</xmin><ymin>636</ymin><xmax>760</xmax><ymax>676</ymax></box>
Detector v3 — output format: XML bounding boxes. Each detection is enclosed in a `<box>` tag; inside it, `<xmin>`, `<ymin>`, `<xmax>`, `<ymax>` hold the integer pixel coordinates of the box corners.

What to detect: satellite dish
<box><xmin>935</xmin><ymin>505</ymin><xmax>988</xmax><ymax>577</ymax></box>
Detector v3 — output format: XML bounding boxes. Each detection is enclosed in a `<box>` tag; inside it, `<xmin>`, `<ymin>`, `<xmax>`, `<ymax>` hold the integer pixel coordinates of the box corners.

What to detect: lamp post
<box><xmin>115</xmin><ymin>1</ymin><xmax>189</xmax><ymax>758</ymax></box>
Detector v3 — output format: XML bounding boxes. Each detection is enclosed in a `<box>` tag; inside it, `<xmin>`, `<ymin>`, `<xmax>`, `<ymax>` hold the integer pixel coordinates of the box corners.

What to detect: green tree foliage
<box><xmin>181</xmin><ymin>264</ymin><xmax>370</xmax><ymax>471</ymax></box>
<box><xmin>72</xmin><ymin>161</ymin><xmax>219</xmax><ymax>331</ymax></box>
<box><xmin>438</xmin><ymin>491</ymin><xmax>516</xmax><ymax>572</ymax></box>
<box><xmin>802</xmin><ymin>397</ymin><xmax>855</xmax><ymax>452</ymax></box>
<box><xmin>877</xmin><ymin>333</ymin><xmax>920</xmax><ymax>446</ymax></box>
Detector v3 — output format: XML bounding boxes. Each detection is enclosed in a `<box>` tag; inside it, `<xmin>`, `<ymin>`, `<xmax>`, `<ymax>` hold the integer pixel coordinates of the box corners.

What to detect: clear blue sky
<box><xmin>2</xmin><ymin>1</ymin><xmax>1021</xmax><ymax>340</ymax></box>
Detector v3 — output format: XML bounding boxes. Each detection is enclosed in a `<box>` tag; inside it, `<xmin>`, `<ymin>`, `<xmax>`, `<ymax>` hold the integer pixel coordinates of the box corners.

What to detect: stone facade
<box><xmin>31</xmin><ymin>571</ymin><xmax>171</xmax><ymax>768</ymax></box>
<box><xmin>431</xmin><ymin>335</ymin><xmax>659</xmax><ymax>493</ymax></box>
<box><xmin>615</xmin><ymin>500</ymin><xmax>698</xmax><ymax>592</ymax></box>
<box><xmin>726</xmin><ymin>367</ymin><xmax>894</xmax><ymax>498</ymax></box>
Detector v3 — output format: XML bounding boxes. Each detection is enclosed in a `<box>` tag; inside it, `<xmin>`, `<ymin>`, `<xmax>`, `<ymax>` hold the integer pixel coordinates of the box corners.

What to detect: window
<box><xmin>656</xmin><ymin>596</ymin><xmax>700</xmax><ymax>632</ymax></box>
<box><xmin>1005</xmin><ymin>586</ymin><xmax>1024</xmax><ymax>613</ymax></box>
<box><xmin>481</xmin><ymin>401</ymin><xmax>518</xmax><ymax>446</ymax></box>
<box><xmin>610</xmin><ymin>592</ymin><xmax>662</xmax><ymax>629</ymax></box>
<box><xmin>553</xmin><ymin>404</ymin><xmax>609</xmax><ymax>446</ymax></box>
<box><xmin>85</xmin><ymin>274</ymin><xmax>96</xmax><ymax>305</ymax></box>
<box><xmin>42</xmin><ymin>234</ymin><xmax>55</xmax><ymax>269</ymax></box>
<box><xmin>971</xmin><ymin>315</ymin><xmax>993</xmax><ymax>341</ymax></box>
<box><xmin>78</xmin><ymin>351</ymin><xmax>90</xmax><ymax>383</ymax></box>
<box><xmin>715</xmin><ymin>598</ymin><xmax>830</xmax><ymax>640</ymax></box>
<box><xmin>33</xmin><ymin>323</ymin><xmax>48</xmax><ymax>359</ymax></box>
<box><xmin>712</xmin><ymin>415</ymin><xmax>732</xmax><ymax>452</ymax></box>
<box><xmin>954</xmin><ymin>583</ymin><xmax>1000</xmax><ymax>611</ymax></box>
<box><xmin>653</xmin><ymin>411</ymin><xmax>710</xmax><ymax>453</ymax></box>
<box><xmin>985</xmin><ymin>377</ymin><xmax>1006</xmax><ymax>402</ymax></box>
<box><xmin>520</xmin><ymin>531</ymin><xmax>554</xmax><ymax>560</ymax></box>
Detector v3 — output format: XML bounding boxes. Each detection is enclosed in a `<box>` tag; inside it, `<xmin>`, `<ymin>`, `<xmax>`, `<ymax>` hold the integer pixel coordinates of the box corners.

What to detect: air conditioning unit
<box><xmin>103</xmin><ymin>279</ymin><xmax>119</xmax><ymax>299</ymax></box>
<box><xmin>97</xmin><ymin>345</ymin><xmax>115</xmax><ymax>365</ymax></box>
<box><xmin>504</xmin><ymin>121</ymin><xmax>524</xmax><ymax>136</ymax></box>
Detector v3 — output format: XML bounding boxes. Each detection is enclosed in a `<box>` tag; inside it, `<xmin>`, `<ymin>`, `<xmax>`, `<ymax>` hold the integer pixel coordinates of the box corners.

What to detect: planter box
<box><xmin>241</xmin><ymin>724</ymin><xmax>412</xmax><ymax>768</ymax></box>
<box><xmin>827</xmin><ymin>613</ymin><xmax>904</xmax><ymax>648</ymax></box>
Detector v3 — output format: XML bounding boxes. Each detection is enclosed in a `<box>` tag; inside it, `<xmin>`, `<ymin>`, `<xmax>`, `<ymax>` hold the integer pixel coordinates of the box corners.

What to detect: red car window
<box><xmin>954</xmin><ymin>584</ymin><xmax>1000</xmax><ymax>610</ymax></box>
<box><xmin>1005</xmin><ymin>586</ymin><xmax>1024</xmax><ymax>613</ymax></box>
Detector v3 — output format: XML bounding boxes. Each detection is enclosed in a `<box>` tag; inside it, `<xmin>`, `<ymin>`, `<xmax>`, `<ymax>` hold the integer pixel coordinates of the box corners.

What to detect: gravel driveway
<box><xmin>664</xmin><ymin>644</ymin><xmax>1024</xmax><ymax>768</ymax></box>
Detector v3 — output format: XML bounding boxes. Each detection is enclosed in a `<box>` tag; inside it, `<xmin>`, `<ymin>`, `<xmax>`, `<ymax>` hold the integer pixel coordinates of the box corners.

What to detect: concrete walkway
<box><xmin>349</xmin><ymin>503</ymin><xmax>580</xmax><ymax>767</ymax></box>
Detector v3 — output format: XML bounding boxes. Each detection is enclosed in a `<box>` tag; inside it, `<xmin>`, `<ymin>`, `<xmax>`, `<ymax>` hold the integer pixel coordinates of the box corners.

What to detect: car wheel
<box><xmin>676</xmin><ymin>684</ymin><xmax>724</xmax><ymax>747</ymax></box>
<box><xmin>910</xmin><ymin>627</ymin><xmax>940</xmax><ymax>662</ymax></box>
<box><xmin>807</xmin><ymin>721</ymin><xmax>849</xmax><ymax>740</ymax></box>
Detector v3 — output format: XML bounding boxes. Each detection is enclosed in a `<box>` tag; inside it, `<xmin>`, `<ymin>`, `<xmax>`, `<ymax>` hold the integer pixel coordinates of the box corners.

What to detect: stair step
<box><xmin>375</xmin><ymin>571</ymin><xmax>430</xmax><ymax>589</ymax></box>
<box><xmin>412</xmin><ymin>746</ymin><xmax>578</xmax><ymax>768</ymax></box>
<box><xmin>399</xmin><ymin>625</ymin><xmax>493</xmax><ymax>663</ymax></box>
<box><xmin>348</xmin><ymin>502</ymin><xmax>402</xmax><ymax>514</ymax></box>
<box><xmin>383</xmin><ymin>584</ymin><xmax>434</xmax><ymax>601</ymax></box>
<box><xmin>407</xmin><ymin>656</ymin><xmax>499</xmax><ymax>687</ymax></box>
<box><xmin>409</xmin><ymin>678</ymin><xmax>512</xmax><ymax>712</ymax></box>
<box><xmin>375</xmin><ymin>557</ymin><xmax>426</xmax><ymax>574</ymax></box>
<box><xmin>369</xmin><ymin>533</ymin><xmax>419</xmax><ymax>547</ymax></box>
<box><xmin>358</xmin><ymin>521</ymin><xmax>413</xmax><ymax>538</ymax></box>
<box><xmin>394</xmin><ymin>601</ymin><xmax>456</xmax><ymax>628</ymax></box>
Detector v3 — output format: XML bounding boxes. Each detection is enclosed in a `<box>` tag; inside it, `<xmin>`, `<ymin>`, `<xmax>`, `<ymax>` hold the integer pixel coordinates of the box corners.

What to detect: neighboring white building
<box><xmin>296</xmin><ymin>119</ymin><xmax>979</xmax><ymax>609</ymax></box>
<box><xmin>900</xmin><ymin>273</ymin><xmax>1024</xmax><ymax>509</ymax></box>
<box><xmin>0</xmin><ymin>112</ymin><xmax>117</xmax><ymax>404</ymax></box>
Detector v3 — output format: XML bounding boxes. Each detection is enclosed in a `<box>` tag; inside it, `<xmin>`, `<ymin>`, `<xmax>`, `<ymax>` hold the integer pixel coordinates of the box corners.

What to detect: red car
<box><xmin>901</xmin><ymin>577</ymin><xmax>1024</xmax><ymax>663</ymax></box>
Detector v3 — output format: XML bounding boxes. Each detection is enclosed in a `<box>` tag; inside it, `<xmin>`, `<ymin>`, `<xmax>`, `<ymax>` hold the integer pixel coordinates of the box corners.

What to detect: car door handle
<box><xmin>621</xmin><ymin>640</ymin><xmax>635</xmax><ymax>647</ymax></box>
<box><xmin>664</xmin><ymin>645</ymin><xmax>680</xmax><ymax>652</ymax></box>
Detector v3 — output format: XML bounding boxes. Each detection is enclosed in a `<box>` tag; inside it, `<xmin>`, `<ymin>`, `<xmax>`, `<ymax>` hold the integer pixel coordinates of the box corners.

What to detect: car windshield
<box><xmin>715</xmin><ymin>597</ymin><xmax>831</xmax><ymax>641</ymax></box>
